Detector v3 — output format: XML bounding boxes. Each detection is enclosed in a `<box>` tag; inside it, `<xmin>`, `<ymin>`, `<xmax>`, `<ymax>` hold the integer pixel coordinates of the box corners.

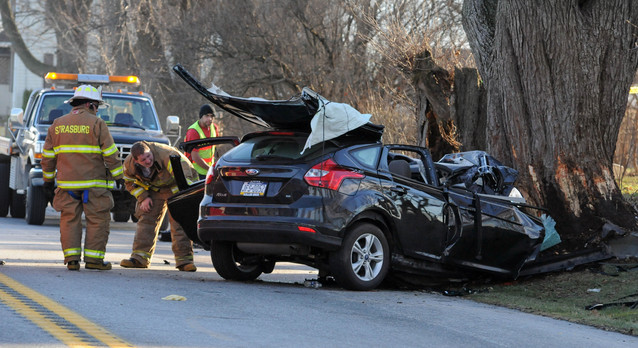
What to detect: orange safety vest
<box><xmin>186</xmin><ymin>120</ymin><xmax>217</xmax><ymax>175</ymax></box>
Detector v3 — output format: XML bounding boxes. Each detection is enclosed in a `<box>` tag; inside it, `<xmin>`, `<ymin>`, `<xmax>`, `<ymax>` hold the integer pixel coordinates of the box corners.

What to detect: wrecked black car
<box><xmin>167</xmin><ymin>64</ymin><xmax>558</xmax><ymax>291</ymax></box>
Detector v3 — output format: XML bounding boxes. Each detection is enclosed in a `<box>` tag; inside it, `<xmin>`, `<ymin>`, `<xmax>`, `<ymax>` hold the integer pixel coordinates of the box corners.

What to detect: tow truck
<box><xmin>0</xmin><ymin>72</ymin><xmax>181</xmax><ymax>225</ymax></box>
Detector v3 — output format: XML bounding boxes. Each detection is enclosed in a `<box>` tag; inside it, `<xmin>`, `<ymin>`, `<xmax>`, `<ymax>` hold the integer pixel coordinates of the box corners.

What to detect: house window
<box><xmin>0</xmin><ymin>47</ymin><xmax>10</xmax><ymax>85</ymax></box>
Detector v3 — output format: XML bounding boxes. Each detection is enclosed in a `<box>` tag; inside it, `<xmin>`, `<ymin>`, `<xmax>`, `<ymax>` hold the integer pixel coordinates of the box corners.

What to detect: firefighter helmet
<box><xmin>65</xmin><ymin>85</ymin><xmax>104</xmax><ymax>104</ymax></box>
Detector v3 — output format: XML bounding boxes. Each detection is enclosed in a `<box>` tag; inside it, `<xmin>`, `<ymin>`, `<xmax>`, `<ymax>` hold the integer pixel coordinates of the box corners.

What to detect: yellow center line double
<box><xmin>0</xmin><ymin>272</ymin><xmax>133</xmax><ymax>348</ymax></box>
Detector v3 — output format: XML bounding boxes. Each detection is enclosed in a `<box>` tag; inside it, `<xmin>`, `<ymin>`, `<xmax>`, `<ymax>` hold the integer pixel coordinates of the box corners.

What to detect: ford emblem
<box><xmin>245</xmin><ymin>168</ymin><xmax>260</xmax><ymax>175</ymax></box>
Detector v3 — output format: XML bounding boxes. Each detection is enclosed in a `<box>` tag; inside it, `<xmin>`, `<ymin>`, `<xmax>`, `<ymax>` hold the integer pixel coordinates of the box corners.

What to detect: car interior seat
<box><xmin>389</xmin><ymin>159</ymin><xmax>412</xmax><ymax>178</ymax></box>
<box><xmin>270</xmin><ymin>142</ymin><xmax>300</xmax><ymax>158</ymax></box>
<box><xmin>114</xmin><ymin>112</ymin><xmax>135</xmax><ymax>125</ymax></box>
<box><xmin>48</xmin><ymin>109</ymin><xmax>64</xmax><ymax>123</ymax></box>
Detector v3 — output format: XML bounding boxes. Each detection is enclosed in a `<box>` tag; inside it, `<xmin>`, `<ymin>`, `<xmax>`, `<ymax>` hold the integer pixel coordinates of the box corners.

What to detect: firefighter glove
<box><xmin>116</xmin><ymin>178</ymin><xmax>125</xmax><ymax>191</ymax></box>
<box><xmin>43</xmin><ymin>181</ymin><xmax>55</xmax><ymax>203</ymax></box>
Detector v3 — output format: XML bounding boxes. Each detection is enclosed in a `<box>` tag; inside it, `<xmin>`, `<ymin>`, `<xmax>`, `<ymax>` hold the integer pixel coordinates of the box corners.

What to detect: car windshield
<box><xmin>223</xmin><ymin>135</ymin><xmax>338</xmax><ymax>162</ymax></box>
<box><xmin>37</xmin><ymin>93</ymin><xmax>160</xmax><ymax>131</ymax></box>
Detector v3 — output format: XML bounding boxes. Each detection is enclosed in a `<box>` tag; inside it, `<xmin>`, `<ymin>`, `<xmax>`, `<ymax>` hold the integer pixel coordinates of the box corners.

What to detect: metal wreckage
<box><xmin>165</xmin><ymin>64</ymin><xmax>620</xmax><ymax>290</ymax></box>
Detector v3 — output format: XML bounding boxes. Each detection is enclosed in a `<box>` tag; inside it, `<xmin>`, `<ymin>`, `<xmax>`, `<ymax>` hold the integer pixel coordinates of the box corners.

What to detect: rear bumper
<box><xmin>198</xmin><ymin>219</ymin><xmax>342</xmax><ymax>251</ymax></box>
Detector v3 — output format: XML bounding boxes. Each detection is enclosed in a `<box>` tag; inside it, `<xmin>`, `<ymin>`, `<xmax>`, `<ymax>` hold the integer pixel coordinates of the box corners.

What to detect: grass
<box><xmin>619</xmin><ymin>175</ymin><xmax>638</xmax><ymax>209</ymax></box>
<box><xmin>467</xmin><ymin>262</ymin><xmax>638</xmax><ymax>336</ymax></box>
<box><xmin>464</xmin><ymin>175</ymin><xmax>638</xmax><ymax>336</ymax></box>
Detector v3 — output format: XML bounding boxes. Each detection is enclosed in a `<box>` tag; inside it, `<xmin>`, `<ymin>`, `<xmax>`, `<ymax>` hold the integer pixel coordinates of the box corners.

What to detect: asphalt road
<box><xmin>1</xmin><ymin>209</ymin><xmax>637</xmax><ymax>348</ymax></box>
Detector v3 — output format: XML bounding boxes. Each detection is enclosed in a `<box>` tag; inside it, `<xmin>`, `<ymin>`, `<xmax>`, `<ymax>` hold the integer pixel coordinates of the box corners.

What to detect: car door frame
<box><xmin>378</xmin><ymin>145</ymin><xmax>454</xmax><ymax>261</ymax></box>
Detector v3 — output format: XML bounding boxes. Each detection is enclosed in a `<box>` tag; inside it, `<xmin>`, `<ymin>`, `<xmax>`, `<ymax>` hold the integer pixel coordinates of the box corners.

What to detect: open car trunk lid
<box><xmin>172</xmin><ymin>64</ymin><xmax>384</xmax><ymax>140</ymax></box>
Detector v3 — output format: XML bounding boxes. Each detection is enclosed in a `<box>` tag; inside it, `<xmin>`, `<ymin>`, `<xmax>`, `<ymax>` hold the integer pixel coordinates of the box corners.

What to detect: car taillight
<box><xmin>205</xmin><ymin>164</ymin><xmax>217</xmax><ymax>185</ymax></box>
<box><xmin>206</xmin><ymin>207</ymin><xmax>225</xmax><ymax>216</ymax></box>
<box><xmin>221</xmin><ymin>167</ymin><xmax>248</xmax><ymax>177</ymax></box>
<box><xmin>304</xmin><ymin>159</ymin><xmax>364</xmax><ymax>191</ymax></box>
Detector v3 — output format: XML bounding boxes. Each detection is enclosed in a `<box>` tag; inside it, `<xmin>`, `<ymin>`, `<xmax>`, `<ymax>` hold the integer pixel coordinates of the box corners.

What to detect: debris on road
<box><xmin>162</xmin><ymin>294</ymin><xmax>187</xmax><ymax>301</ymax></box>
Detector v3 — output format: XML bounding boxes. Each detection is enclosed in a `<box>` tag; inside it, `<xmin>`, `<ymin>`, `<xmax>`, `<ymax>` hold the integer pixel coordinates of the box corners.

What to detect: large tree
<box><xmin>463</xmin><ymin>0</ymin><xmax>638</xmax><ymax>249</ymax></box>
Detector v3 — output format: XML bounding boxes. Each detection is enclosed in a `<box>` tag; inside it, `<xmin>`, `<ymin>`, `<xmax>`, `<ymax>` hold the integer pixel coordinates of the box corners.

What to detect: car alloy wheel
<box><xmin>351</xmin><ymin>233</ymin><xmax>384</xmax><ymax>281</ymax></box>
<box><xmin>330</xmin><ymin>223</ymin><xmax>390</xmax><ymax>291</ymax></box>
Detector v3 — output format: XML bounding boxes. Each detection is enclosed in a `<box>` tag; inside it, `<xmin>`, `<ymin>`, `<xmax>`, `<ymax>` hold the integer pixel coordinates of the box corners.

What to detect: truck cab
<box><xmin>0</xmin><ymin>72</ymin><xmax>181</xmax><ymax>224</ymax></box>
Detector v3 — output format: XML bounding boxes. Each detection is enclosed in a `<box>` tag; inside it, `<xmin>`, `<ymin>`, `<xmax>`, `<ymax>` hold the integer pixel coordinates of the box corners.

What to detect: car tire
<box><xmin>330</xmin><ymin>223</ymin><xmax>390</xmax><ymax>291</ymax></box>
<box><xmin>10</xmin><ymin>189</ymin><xmax>26</xmax><ymax>218</ymax></box>
<box><xmin>0</xmin><ymin>162</ymin><xmax>9</xmax><ymax>217</ymax></box>
<box><xmin>159</xmin><ymin>231</ymin><xmax>172</xmax><ymax>242</ymax></box>
<box><xmin>262</xmin><ymin>260</ymin><xmax>276</xmax><ymax>274</ymax></box>
<box><xmin>210</xmin><ymin>241</ymin><xmax>263</xmax><ymax>281</ymax></box>
<box><xmin>112</xmin><ymin>211</ymin><xmax>130</xmax><ymax>222</ymax></box>
<box><xmin>25</xmin><ymin>179</ymin><xmax>47</xmax><ymax>225</ymax></box>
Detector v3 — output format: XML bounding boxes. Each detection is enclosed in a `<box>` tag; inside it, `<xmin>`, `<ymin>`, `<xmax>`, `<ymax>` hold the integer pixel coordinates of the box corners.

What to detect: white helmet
<box><xmin>64</xmin><ymin>84</ymin><xmax>104</xmax><ymax>105</ymax></box>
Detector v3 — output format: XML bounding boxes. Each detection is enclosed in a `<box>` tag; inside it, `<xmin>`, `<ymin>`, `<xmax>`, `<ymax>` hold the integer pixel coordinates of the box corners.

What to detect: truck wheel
<box><xmin>160</xmin><ymin>215</ymin><xmax>169</xmax><ymax>230</ymax></box>
<box><xmin>158</xmin><ymin>216</ymin><xmax>171</xmax><ymax>241</ymax></box>
<box><xmin>25</xmin><ymin>179</ymin><xmax>47</xmax><ymax>225</ymax></box>
<box><xmin>0</xmin><ymin>162</ymin><xmax>9</xmax><ymax>217</ymax></box>
<box><xmin>10</xmin><ymin>190</ymin><xmax>26</xmax><ymax>218</ymax></box>
<box><xmin>112</xmin><ymin>211</ymin><xmax>130</xmax><ymax>222</ymax></box>
<box><xmin>329</xmin><ymin>223</ymin><xmax>390</xmax><ymax>291</ymax></box>
<box><xmin>211</xmin><ymin>241</ymin><xmax>263</xmax><ymax>281</ymax></box>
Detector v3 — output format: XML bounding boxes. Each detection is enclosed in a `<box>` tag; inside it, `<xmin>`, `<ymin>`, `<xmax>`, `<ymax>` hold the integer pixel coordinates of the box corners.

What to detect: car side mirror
<box><xmin>165</xmin><ymin>115</ymin><xmax>181</xmax><ymax>146</ymax></box>
<box><xmin>9</xmin><ymin>108</ymin><xmax>24</xmax><ymax>128</ymax></box>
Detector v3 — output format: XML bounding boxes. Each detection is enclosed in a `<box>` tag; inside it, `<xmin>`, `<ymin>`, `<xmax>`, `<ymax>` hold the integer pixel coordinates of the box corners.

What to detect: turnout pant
<box><xmin>129</xmin><ymin>189</ymin><xmax>194</xmax><ymax>268</ymax></box>
<box><xmin>53</xmin><ymin>188</ymin><xmax>114</xmax><ymax>264</ymax></box>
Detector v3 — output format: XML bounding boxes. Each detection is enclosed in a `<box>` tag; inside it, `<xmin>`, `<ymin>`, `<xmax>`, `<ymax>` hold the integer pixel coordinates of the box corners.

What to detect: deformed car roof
<box><xmin>172</xmin><ymin>64</ymin><xmax>384</xmax><ymax>139</ymax></box>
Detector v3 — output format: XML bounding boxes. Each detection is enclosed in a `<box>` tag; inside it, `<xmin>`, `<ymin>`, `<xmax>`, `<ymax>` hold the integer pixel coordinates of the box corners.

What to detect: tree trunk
<box><xmin>411</xmin><ymin>49</ymin><xmax>487</xmax><ymax>159</ymax></box>
<box><xmin>463</xmin><ymin>0</ymin><xmax>638</xmax><ymax>249</ymax></box>
<box><xmin>453</xmin><ymin>67</ymin><xmax>488</xmax><ymax>151</ymax></box>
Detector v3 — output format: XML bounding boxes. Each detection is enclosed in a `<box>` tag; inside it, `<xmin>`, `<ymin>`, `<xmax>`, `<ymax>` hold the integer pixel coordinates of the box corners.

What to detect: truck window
<box><xmin>100</xmin><ymin>96</ymin><xmax>159</xmax><ymax>130</ymax></box>
<box><xmin>37</xmin><ymin>95</ymin><xmax>71</xmax><ymax>124</ymax></box>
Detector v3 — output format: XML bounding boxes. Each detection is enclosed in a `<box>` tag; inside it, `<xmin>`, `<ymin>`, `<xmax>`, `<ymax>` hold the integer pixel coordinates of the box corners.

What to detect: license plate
<box><xmin>240</xmin><ymin>181</ymin><xmax>267</xmax><ymax>196</ymax></box>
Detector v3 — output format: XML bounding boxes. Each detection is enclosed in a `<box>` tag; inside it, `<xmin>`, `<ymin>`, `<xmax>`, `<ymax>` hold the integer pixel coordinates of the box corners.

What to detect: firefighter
<box><xmin>41</xmin><ymin>84</ymin><xmax>124</xmax><ymax>271</ymax></box>
<box><xmin>119</xmin><ymin>141</ymin><xmax>199</xmax><ymax>271</ymax></box>
<box><xmin>184</xmin><ymin>104</ymin><xmax>220</xmax><ymax>179</ymax></box>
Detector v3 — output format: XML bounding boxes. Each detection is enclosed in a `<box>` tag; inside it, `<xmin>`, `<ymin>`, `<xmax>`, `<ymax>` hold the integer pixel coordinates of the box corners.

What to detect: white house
<box><xmin>0</xmin><ymin>30</ymin><xmax>11</xmax><ymax>118</ymax></box>
<box><xmin>0</xmin><ymin>0</ymin><xmax>57</xmax><ymax>118</ymax></box>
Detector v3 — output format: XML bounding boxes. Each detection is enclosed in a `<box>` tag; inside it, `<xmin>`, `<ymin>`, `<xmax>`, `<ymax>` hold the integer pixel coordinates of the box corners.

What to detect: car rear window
<box><xmin>223</xmin><ymin>135</ymin><xmax>338</xmax><ymax>162</ymax></box>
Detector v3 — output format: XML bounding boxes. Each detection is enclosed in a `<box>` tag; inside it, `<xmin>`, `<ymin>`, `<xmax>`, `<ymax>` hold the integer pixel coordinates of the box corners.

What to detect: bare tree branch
<box><xmin>0</xmin><ymin>0</ymin><xmax>54</xmax><ymax>75</ymax></box>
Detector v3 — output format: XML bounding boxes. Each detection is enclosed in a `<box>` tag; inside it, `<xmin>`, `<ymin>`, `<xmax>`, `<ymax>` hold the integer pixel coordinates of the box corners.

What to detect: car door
<box><xmin>167</xmin><ymin>136</ymin><xmax>240</xmax><ymax>248</ymax></box>
<box><xmin>380</xmin><ymin>145</ymin><xmax>452</xmax><ymax>261</ymax></box>
<box><xmin>442</xmin><ymin>186</ymin><xmax>544</xmax><ymax>275</ymax></box>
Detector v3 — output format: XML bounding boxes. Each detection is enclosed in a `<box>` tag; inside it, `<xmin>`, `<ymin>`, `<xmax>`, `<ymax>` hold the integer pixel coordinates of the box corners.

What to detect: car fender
<box><xmin>28</xmin><ymin>167</ymin><xmax>44</xmax><ymax>187</ymax></box>
<box><xmin>345</xmin><ymin>208</ymin><xmax>398</xmax><ymax>250</ymax></box>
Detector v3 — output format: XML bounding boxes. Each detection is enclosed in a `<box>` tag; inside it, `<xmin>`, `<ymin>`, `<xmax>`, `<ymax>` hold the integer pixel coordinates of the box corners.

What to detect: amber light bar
<box><xmin>45</xmin><ymin>72</ymin><xmax>141</xmax><ymax>87</ymax></box>
<box><xmin>109</xmin><ymin>75</ymin><xmax>140</xmax><ymax>85</ymax></box>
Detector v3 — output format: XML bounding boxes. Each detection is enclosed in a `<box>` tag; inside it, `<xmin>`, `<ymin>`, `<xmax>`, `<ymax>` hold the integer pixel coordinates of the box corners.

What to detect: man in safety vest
<box><xmin>41</xmin><ymin>85</ymin><xmax>124</xmax><ymax>271</ymax></box>
<box><xmin>119</xmin><ymin>141</ymin><xmax>199</xmax><ymax>271</ymax></box>
<box><xmin>184</xmin><ymin>104</ymin><xmax>220</xmax><ymax>179</ymax></box>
